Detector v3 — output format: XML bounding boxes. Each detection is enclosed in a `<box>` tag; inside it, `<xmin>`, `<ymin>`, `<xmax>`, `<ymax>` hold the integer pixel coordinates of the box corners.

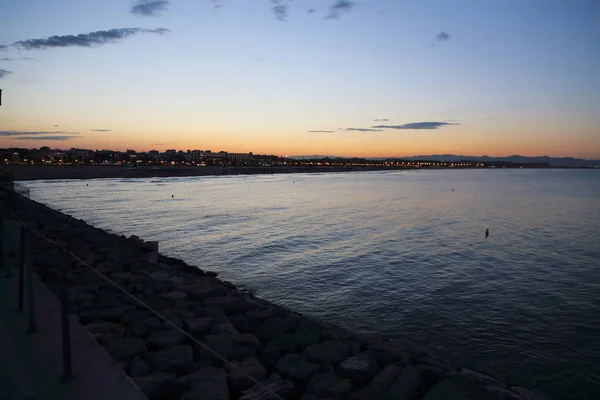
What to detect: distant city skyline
<box><xmin>1</xmin><ymin>0</ymin><xmax>599</xmax><ymax>158</ymax></box>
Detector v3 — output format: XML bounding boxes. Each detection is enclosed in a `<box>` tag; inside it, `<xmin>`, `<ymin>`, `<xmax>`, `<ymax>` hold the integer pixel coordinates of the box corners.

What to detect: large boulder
<box><xmin>147</xmin><ymin>329</ymin><xmax>186</xmax><ymax>350</ymax></box>
<box><xmin>129</xmin><ymin>356</ymin><xmax>150</xmax><ymax>377</ymax></box>
<box><xmin>275</xmin><ymin>354</ymin><xmax>320</xmax><ymax>382</ymax></box>
<box><xmin>127</xmin><ymin>317</ymin><xmax>161</xmax><ymax>338</ymax></box>
<box><xmin>105</xmin><ymin>337</ymin><xmax>148</xmax><ymax>361</ymax></box>
<box><xmin>385</xmin><ymin>365</ymin><xmax>441</xmax><ymax>400</ymax></box>
<box><xmin>146</xmin><ymin>345</ymin><xmax>194</xmax><ymax>374</ymax></box>
<box><xmin>199</xmin><ymin>334</ymin><xmax>257</xmax><ymax>362</ymax></box>
<box><xmin>85</xmin><ymin>322</ymin><xmax>125</xmax><ymax>344</ymax></box>
<box><xmin>306</xmin><ymin>373</ymin><xmax>353</xmax><ymax>400</ymax></box>
<box><xmin>256</xmin><ymin>317</ymin><xmax>296</xmax><ymax>342</ymax></box>
<box><xmin>303</xmin><ymin>341</ymin><xmax>350</xmax><ymax>365</ymax></box>
<box><xmin>180</xmin><ymin>367</ymin><xmax>229</xmax><ymax>400</ymax></box>
<box><xmin>134</xmin><ymin>372</ymin><xmax>176</xmax><ymax>400</ymax></box>
<box><xmin>239</xmin><ymin>373</ymin><xmax>295</xmax><ymax>400</ymax></box>
<box><xmin>340</xmin><ymin>353</ymin><xmax>380</xmax><ymax>388</ymax></box>
<box><xmin>184</xmin><ymin>316</ymin><xmax>213</xmax><ymax>337</ymax></box>
<box><xmin>228</xmin><ymin>357</ymin><xmax>267</xmax><ymax>392</ymax></box>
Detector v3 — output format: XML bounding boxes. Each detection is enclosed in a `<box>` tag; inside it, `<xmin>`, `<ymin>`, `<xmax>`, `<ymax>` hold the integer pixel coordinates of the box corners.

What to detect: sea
<box><xmin>22</xmin><ymin>169</ymin><xmax>600</xmax><ymax>399</ymax></box>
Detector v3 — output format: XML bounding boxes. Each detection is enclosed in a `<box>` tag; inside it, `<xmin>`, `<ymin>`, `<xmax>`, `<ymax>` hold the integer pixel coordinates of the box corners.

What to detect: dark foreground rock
<box><xmin>11</xmin><ymin>194</ymin><xmax>547</xmax><ymax>400</ymax></box>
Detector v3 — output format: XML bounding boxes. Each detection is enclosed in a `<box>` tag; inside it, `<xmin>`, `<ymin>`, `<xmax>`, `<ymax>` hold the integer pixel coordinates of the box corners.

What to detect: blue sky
<box><xmin>1</xmin><ymin>0</ymin><xmax>599</xmax><ymax>157</ymax></box>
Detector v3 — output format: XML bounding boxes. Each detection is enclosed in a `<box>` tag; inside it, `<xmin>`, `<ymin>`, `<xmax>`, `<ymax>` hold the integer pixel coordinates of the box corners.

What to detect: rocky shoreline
<box><xmin>10</xmin><ymin>194</ymin><xmax>545</xmax><ymax>400</ymax></box>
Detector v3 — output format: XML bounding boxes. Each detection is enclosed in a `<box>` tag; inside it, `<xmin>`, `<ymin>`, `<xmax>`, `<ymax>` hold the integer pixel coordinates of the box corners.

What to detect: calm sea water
<box><xmin>23</xmin><ymin>169</ymin><xmax>600</xmax><ymax>398</ymax></box>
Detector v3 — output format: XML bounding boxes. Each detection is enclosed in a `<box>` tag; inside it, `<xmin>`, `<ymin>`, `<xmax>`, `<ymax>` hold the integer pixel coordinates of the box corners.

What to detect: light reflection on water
<box><xmin>24</xmin><ymin>169</ymin><xmax>600</xmax><ymax>398</ymax></box>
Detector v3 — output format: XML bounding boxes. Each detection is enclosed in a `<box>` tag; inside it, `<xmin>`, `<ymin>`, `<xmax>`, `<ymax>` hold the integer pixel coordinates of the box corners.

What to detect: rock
<box><xmin>275</xmin><ymin>354</ymin><xmax>319</xmax><ymax>382</ymax></box>
<box><xmin>147</xmin><ymin>345</ymin><xmax>194</xmax><ymax>374</ymax></box>
<box><xmin>134</xmin><ymin>372</ymin><xmax>176</xmax><ymax>400</ymax></box>
<box><xmin>228</xmin><ymin>357</ymin><xmax>267</xmax><ymax>392</ymax></box>
<box><xmin>303</xmin><ymin>341</ymin><xmax>350</xmax><ymax>365</ymax></box>
<box><xmin>179</xmin><ymin>283</ymin><xmax>225</xmax><ymax>301</ymax></box>
<box><xmin>300</xmin><ymin>395</ymin><xmax>320</xmax><ymax>400</ymax></box>
<box><xmin>120</xmin><ymin>309</ymin><xmax>154</xmax><ymax>325</ymax></box>
<box><xmin>239</xmin><ymin>373</ymin><xmax>295</xmax><ymax>400</ymax></box>
<box><xmin>127</xmin><ymin>317</ymin><xmax>161</xmax><ymax>338</ymax></box>
<box><xmin>210</xmin><ymin>322</ymin><xmax>240</xmax><ymax>335</ymax></box>
<box><xmin>184</xmin><ymin>316</ymin><xmax>213</xmax><ymax>337</ymax></box>
<box><xmin>160</xmin><ymin>290</ymin><xmax>188</xmax><ymax>301</ymax></box>
<box><xmin>85</xmin><ymin>322</ymin><xmax>125</xmax><ymax>344</ymax></box>
<box><xmin>367</xmin><ymin>364</ymin><xmax>402</xmax><ymax>395</ymax></box>
<box><xmin>230</xmin><ymin>314</ymin><xmax>262</xmax><ymax>333</ymax></box>
<box><xmin>200</xmin><ymin>334</ymin><xmax>257</xmax><ymax>362</ymax></box>
<box><xmin>385</xmin><ymin>365</ymin><xmax>441</xmax><ymax>400</ymax></box>
<box><xmin>92</xmin><ymin>292</ymin><xmax>126</xmax><ymax>309</ymax></box>
<box><xmin>307</xmin><ymin>373</ymin><xmax>353</xmax><ymax>400</ymax></box>
<box><xmin>266</xmin><ymin>328</ymin><xmax>321</xmax><ymax>355</ymax></box>
<box><xmin>256</xmin><ymin>317</ymin><xmax>295</xmax><ymax>342</ymax></box>
<box><xmin>147</xmin><ymin>329</ymin><xmax>186</xmax><ymax>349</ymax></box>
<box><xmin>340</xmin><ymin>353</ymin><xmax>380</xmax><ymax>388</ymax></box>
<box><xmin>182</xmin><ymin>368</ymin><xmax>229</xmax><ymax>400</ymax></box>
<box><xmin>110</xmin><ymin>271</ymin><xmax>133</xmax><ymax>282</ymax></box>
<box><xmin>105</xmin><ymin>337</ymin><xmax>148</xmax><ymax>361</ymax></box>
<box><xmin>95</xmin><ymin>305</ymin><xmax>136</xmax><ymax>322</ymax></box>
<box><xmin>423</xmin><ymin>377</ymin><xmax>497</xmax><ymax>400</ymax></box>
<box><xmin>129</xmin><ymin>356</ymin><xmax>150</xmax><ymax>377</ymax></box>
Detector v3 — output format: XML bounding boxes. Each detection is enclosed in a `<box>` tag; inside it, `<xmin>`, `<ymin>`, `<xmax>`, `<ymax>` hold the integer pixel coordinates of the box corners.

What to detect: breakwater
<box><xmin>8</xmin><ymin>194</ymin><xmax>546</xmax><ymax>400</ymax></box>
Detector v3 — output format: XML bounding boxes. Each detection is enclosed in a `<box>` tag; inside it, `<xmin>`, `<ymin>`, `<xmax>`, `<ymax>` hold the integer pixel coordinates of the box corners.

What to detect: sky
<box><xmin>0</xmin><ymin>0</ymin><xmax>599</xmax><ymax>158</ymax></box>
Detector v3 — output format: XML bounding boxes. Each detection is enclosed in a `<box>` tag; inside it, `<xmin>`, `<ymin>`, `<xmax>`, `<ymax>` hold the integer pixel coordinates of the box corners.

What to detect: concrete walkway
<box><xmin>0</xmin><ymin>218</ymin><xmax>147</xmax><ymax>400</ymax></box>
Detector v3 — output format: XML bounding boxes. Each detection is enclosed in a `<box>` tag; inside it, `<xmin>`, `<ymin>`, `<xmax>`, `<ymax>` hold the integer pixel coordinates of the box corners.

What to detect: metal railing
<box><xmin>0</xmin><ymin>182</ymin><xmax>283</xmax><ymax>399</ymax></box>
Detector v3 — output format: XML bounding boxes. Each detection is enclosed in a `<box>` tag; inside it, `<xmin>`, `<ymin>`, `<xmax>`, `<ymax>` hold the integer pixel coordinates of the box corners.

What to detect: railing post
<box><xmin>24</xmin><ymin>227</ymin><xmax>37</xmax><ymax>333</ymax></box>
<box><xmin>17</xmin><ymin>225</ymin><xmax>26</xmax><ymax>311</ymax></box>
<box><xmin>60</xmin><ymin>257</ymin><xmax>73</xmax><ymax>380</ymax></box>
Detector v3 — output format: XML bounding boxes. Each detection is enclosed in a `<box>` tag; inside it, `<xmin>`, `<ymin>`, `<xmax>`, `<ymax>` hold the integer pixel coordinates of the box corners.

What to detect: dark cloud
<box><xmin>374</xmin><ymin>118</ymin><xmax>389</xmax><ymax>122</ymax></box>
<box><xmin>346</xmin><ymin>128</ymin><xmax>383</xmax><ymax>132</ymax></box>
<box><xmin>90</xmin><ymin>129</ymin><xmax>112</xmax><ymax>132</ymax></box>
<box><xmin>131</xmin><ymin>0</ymin><xmax>170</xmax><ymax>16</ymax></box>
<box><xmin>0</xmin><ymin>45</ymin><xmax>8</xmax><ymax>51</ymax></box>
<box><xmin>12</xmin><ymin>28</ymin><xmax>170</xmax><ymax>50</ymax></box>
<box><xmin>14</xmin><ymin>136</ymin><xmax>78</xmax><ymax>141</ymax></box>
<box><xmin>1</xmin><ymin>57</ymin><xmax>13</xmax><ymax>61</ymax></box>
<box><xmin>436</xmin><ymin>32</ymin><xmax>450</xmax><ymax>41</ymax></box>
<box><xmin>307</xmin><ymin>8</ymin><xmax>316</xmax><ymax>14</ymax></box>
<box><xmin>309</xmin><ymin>130</ymin><xmax>335</xmax><ymax>133</ymax></box>
<box><xmin>372</xmin><ymin>122</ymin><xmax>459</xmax><ymax>130</ymax></box>
<box><xmin>326</xmin><ymin>0</ymin><xmax>355</xmax><ymax>19</ymax></box>
<box><xmin>271</xmin><ymin>0</ymin><xmax>290</xmax><ymax>21</ymax></box>
<box><xmin>0</xmin><ymin>69</ymin><xmax>12</xmax><ymax>79</ymax></box>
<box><xmin>0</xmin><ymin>130</ymin><xmax>79</xmax><ymax>136</ymax></box>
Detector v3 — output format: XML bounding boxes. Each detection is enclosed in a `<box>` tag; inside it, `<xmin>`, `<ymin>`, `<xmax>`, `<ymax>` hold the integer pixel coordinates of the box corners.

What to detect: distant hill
<box><xmin>289</xmin><ymin>154</ymin><xmax>600</xmax><ymax>167</ymax></box>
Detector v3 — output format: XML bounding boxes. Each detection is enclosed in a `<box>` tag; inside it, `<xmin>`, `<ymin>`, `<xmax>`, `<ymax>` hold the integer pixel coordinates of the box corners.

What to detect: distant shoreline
<box><xmin>3</xmin><ymin>165</ymin><xmax>406</xmax><ymax>181</ymax></box>
<box><xmin>1</xmin><ymin>164</ymin><xmax>592</xmax><ymax>181</ymax></box>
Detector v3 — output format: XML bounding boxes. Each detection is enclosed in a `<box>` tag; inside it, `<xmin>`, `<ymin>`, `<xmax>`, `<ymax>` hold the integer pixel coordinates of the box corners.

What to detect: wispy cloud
<box><xmin>372</xmin><ymin>122</ymin><xmax>459</xmax><ymax>130</ymax></box>
<box><xmin>0</xmin><ymin>69</ymin><xmax>12</xmax><ymax>79</ymax></box>
<box><xmin>12</xmin><ymin>28</ymin><xmax>170</xmax><ymax>50</ymax></box>
<box><xmin>309</xmin><ymin>130</ymin><xmax>335</xmax><ymax>133</ymax></box>
<box><xmin>1</xmin><ymin>57</ymin><xmax>38</xmax><ymax>61</ymax></box>
<box><xmin>435</xmin><ymin>32</ymin><xmax>450</xmax><ymax>41</ymax></box>
<box><xmin>14</xmin><ymin>136</ymin><xmax>78</xmax><ymax>141</ymax></box>
<box><xmin>346</xmin><ymin>128</ymin><xmax>383</xmax><ymax>132</ymax></box>
<box><xmin>131</xmin><ymin>0</ymin><xmax>170</xmax><ymax>16</ymax></box>
<box><xmin>307</xmin><ymin>8</ymin><xmax>316</xmax><ymax>14</ymax></box>
<box><xmin>326</xmin><ymin>0</ymin><xmax>355</xmax><ymax>19</ymax></box>
<box><xmin>374</xmin><ymin>118</ymin><xmax>389</xmax><ymax>122</ymax></box>
<box><xmin>90</xmin><ymin>129</ymin><xmax>112</xmax><ymax>132</ymax></box>
<box><xmin>0</xmin><ymin>130</ymin><xmax>79</xmax><ymax>136</ymax></box>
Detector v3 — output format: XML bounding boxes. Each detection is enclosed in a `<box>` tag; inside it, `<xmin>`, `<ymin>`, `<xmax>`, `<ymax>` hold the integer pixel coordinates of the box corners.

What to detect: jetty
<box><xmin>0</xmin><ymin>181</ymin><xmax>546</xmax><ymax>400</ymax></box>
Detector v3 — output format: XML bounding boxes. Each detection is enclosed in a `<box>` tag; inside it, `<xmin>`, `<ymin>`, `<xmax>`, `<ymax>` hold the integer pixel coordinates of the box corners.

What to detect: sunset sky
<box><xmin>1</xmin><ymin>0</ymin><xmax>599</xmax><ymax>158</ymax></box>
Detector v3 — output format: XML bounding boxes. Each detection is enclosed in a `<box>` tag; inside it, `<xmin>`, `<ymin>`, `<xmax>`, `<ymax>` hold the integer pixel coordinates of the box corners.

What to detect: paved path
<box><xmin>0</xmin><ymin>218</ymin><xmax>148</xmax><ymax>400</ymax></box>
